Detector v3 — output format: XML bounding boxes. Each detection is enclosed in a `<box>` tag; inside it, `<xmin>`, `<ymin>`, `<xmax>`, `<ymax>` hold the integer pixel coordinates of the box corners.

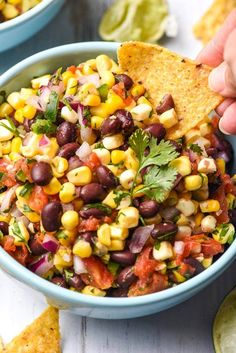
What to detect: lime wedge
<box><xmin>213</xmin><ymin>287</ymin><xmax>236</xmax><ymax>353</ymax></box>
<box><xmin>99</xmin><ymin>0</ymin><xmax>169</xmax><ymax>43</ymax></box>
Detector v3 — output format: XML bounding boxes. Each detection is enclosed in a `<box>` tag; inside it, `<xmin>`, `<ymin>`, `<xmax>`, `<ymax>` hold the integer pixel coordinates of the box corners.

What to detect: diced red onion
<box><xmin>188</xmin><ymin>149</ymin><xmax>197</xmax><ymax>163</ymax></box>
<box><xmin>174</xmin><ymin>241</ymin><xmax>185</xmax><ymax>255</ymax></box>
<box><xmin>50</xmin><ymin>81</ymin><xmax>65</xmax><ymax>95</ymax></box>
<box><xmin>39</xmin><ymin>134</ymin><xmax>50</xmax><ymax>147</ymax></box>
<box><xmin>26</xmin><ymin>96</ymin><xmax>42</xmax><ymax>111</ymax></box>
<box><xmin>17</xmin><ymin>216</ymin><xmax>30</xmax><ymax>228</ymax></box>
<box><xmin>0</xmin><ymin>185</ymin><xmax>18</xmax><ymax>213</ymax></box>
<box><xmin>11</xmin><ymin>206</ymin><xmax>23</xmax><ymax>218</ymax></box>
<box><xmin>38</xmin><ymin>86</ymin><xmax>51</xmax><ymax>111</ymax></box>
<box><xmin>29</xmin><ymin>253</ymin><xmax>53</xmax><ymax>276</ymax></box>
<box><xmin>42</xmin><ymin>234</ymin><xmax>59</xmax><ymax>254</ymax></box>
<box><xmin>77</xmin><ymin>104</ymin><xmax>93</xmax><ymax>143</ymax></box>
<box><xmin>74</xmin><ymin>255</ymin><xmax>88</xmax><ymax>274</ymax></box>
<box><xmin>76</xmin><ymin>142</ymin><xmax>92</xmax><ymax>162</ymax></box>
<box><xmin>78</xmin><ymin>73</ymin><xmax>100</xmax><ymax>88</ymax></box>
<box><xmin>62</xmin><ymin>203</ymin><xmax>74</xmax><ymax>212</ymax></box>
<box><xmin>129</xmin><ymin>225</ymin><xmax>154</xmax><ymax>254</ymax></box>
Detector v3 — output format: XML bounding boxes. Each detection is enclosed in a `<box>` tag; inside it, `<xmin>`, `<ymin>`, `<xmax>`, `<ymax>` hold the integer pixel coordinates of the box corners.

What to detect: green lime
<box><xmin>99</xmin><ymin>0</ymin><xmax>169</xmax><ymax>43</ymax></box>
<box><xmin>213</xmin><ymin>287</ymin><xmax>236</xmax><ymax>353</ymax></box>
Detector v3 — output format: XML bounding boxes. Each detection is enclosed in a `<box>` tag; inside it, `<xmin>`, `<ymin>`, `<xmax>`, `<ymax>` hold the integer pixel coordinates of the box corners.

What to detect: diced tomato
<box><xmin>12</xmin><ymin>245</ymin><xmax>29</xmax><ymax>266</ymax></box>
<box><xmin>182</xmin><ymin>239</ymin><xmax>202</xmax><ymax>258</ymax></box>
<box><xmin>67</xmin><ymin>65</ymin><xmax>77</xmax><ymax>74</ymax></box>
<box><xmin>212</xmin><ymin>185</ymin><xmax>229</xmax><ymax>223</ymax></box>
<box><xmin>123</xmin><ymin>95</ymin><xmax>133</xmax><ymax>106</ymax></box>
<box><xmin>0</xmin><ymin>159</ymin><xmax>17</xmax><ymax>187</ymax></box>
<box><xmin>79</xmin><ymin>217</ymin><xmax>100</xmax><ymax>232</ymax></box>
<box><xmin>128</xmin><ymin>273</ymin><xmax>168</xmax><ymax>297</ymax></box>
<box><xmin>2</xmin><ymin>236</ymin><xmax>16</xmax><ymax>253</ymax></box>
<box><xmin>112</xmin><ymin>82</ymin><xmax>126</xmax><ymax>100</ymax></box>
<box><xmin>221</xmin><ymin>174</ymin><xmax>236</xmax><ymax>195</ymax></box>
<box><xmin>178</xmin><ymin>262</ymin><xmax>195</xmax><ymax>277</ymax></box>
<box><xmin>28</xmin><ymin>186</ymin><xmax>48</xmax><ymax>213</ymax></box>
<box><xmin>211</xmin><ymin>116</ymin><xmax>220</xmax><ymax>130</ymax></box>
<box><xmin>201</xmin><ymin>239</ymin><xmax>223</xmax><ymax>257</ymax></box>
<box><xmin>14</xmin><ymin>159</ymin><xmax>33</xmax><ymax>182</ymax></box>
<box><xmin>134</xmin><ymin>246</ymin><xmax>160</xmax><ymax>280</ymax></box>
<box><xmin>85</xmin><ymin>152</ymin><xmax>101</xmax><ymax>171</ymax></box>
<box><xmin>81</xmin><ymin>256</ymin><xmax>114</xmax><ymax>290</ymax></box>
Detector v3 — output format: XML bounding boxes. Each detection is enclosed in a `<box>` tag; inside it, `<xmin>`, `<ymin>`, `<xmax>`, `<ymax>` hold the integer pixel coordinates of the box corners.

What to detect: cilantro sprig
<box><xmin>0</xmin><ymin>116</ymin><xmax>19</xmax><ymax>137</ymax></box>
<box><xmin>188</xmin><ymin>143</ymin><xmax>203</xmax><ymax>155</ymax></box>
<box><xmin>128</xmin><ymin>129</ymin><xmax>179</xmax><ymax>202</ymax></box>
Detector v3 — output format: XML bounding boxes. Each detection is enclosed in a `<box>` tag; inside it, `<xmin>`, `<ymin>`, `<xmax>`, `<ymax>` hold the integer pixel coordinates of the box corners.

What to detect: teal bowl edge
<box><xmin>0</xmin><ymin>41</ymin><xmax>236</xmax><ymax>319</ymax></box>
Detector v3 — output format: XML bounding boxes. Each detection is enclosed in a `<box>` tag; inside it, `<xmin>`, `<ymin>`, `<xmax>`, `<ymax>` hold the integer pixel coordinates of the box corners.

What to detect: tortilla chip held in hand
<box><xmin>118</xmin><ymin>41</ymin><xmax>223</xmax><ymax>139</ymax></box>
<box><xmin>2</xmin><ymin>307</ymin><xmax>61</xmax><ymax>353</ymax></box>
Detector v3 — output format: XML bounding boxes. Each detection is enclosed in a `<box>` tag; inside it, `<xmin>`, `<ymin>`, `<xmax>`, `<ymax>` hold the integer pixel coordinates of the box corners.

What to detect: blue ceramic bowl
<box><xmin>0</xmin><ymin>42</ymin><xmax>236</xmax><ymax>319</ymax></box>
<box><xmin>0</xmin><ymin>0</ymin><xmax>64</xmax><ymax>52</ymax></box>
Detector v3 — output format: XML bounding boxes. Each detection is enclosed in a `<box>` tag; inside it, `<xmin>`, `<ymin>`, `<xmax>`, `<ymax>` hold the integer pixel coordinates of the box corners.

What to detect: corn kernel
<box><xmin>216</xmin><ymin>158</ymin><xmax>226</xmax><ymax>174</ymax></box>
<box><xmin>200</xmin><ymin>199</ymin><xmax>220</xmax><ymax>213</ymax></box>
<box><xmin>108</xmin><ymin>240</ymin><xmax>125</xmax><ymax>251</ymax></box>
<box><xmin>201</xmin><ymin>215</ymin><xmax>217</xmax><ymax>232</ymax></box>
<box><xmin>9</xmin><ymin>221</ymin><xmax>30</xmax><ymax>246</ymax></box>
<box><xmin>173</xmin><ymin>270</ymin><xmax>186</xmax><ymax>283</ymax></box>
<box><xmin>200</xmin><ymin>122</ymin><xmax>212</xmax><ymax>136</ymax></box>
<box><xmin>102</xmin><ymin>191</ymin><xmax>117</xmax><ymax>209</ymax></box>
<box><xmin>73</xmin><ymin>198</ymin><xmax>84</xmax><ymax>212</ymax></box>
<box><xmin>62</xmin><ymin>71</ymin><xmax>75</xmax><ymax>86</ymax></box>
<box><xmin>106</xmin><ymin>164</ymin><xmax>120</xmax><ymax>176</ymax></box>
<box><xmin>72</xmin><ymin>239</ymin><xmax>92</xmax><ymax>258</ymax></box>
<box><xmin>14</xmin><ymin>109</ymin><xmax>24</xmax><ymax>123</ymax></box>
<box><xmin>170</xmin><ymin>156</ymin><xmax>191</xmax><ymax>176</ymax></box>
<box><xmin>86</xmin><ymin>59</ymin><xmax>97</xmax><ymax>71</ymax></box>
<box><xmin>7</xmin><ymin>92</ymin><xmax>24</xmax><ymax>110</ymax></box>
<box><xmin>66</xmin><ymin>166</ymin><xmax>92</xmax><ymax>186</ymax></box>
<box><xmin>20</xmin><ymin>88</ymin><xmax>35</xmax><ymax>101</ymax></box>
<box><xmin>176</xmin><ymin>198</ymin><xmax>195</xmax><ymax>217</ymax></box>
<box><xmin>106</xmin><ymin>92</ymin><xmax>125</xmax><ymax>115</ymax></box>
<box><xmin>96</xmin><ymin>54</ymin><xmax>112</xmax><ymax>75</ymax></box>
<box><xmin>83</xmin><ymin>94</ymin><xmax>101</xmax><ymax>107</ymax></box>
<box><xmin>82</xmin><ymin>286</ymin><xmax>106</xmax><ymax>296</ymax></box>
<box><xmin>226</xmin><ymin>193</ymin><xmax>235</xmax><ymax>209</ymax></box>
<box><xmin>59</xmin><ymin>182</ymin><xmax>76</xmax><ymax>203</ymax></box>
<box><xmin>101</xmin><ymin>70</ymin><xmax>115</xmax><ymax>88</ymax></box>
<box><xmin>111</xmin><ymin>150</ymin><xmax>125</xmax><ymax>165</ymax></box>
<box><xmin>185</xmin><ymin>129</ymin><xmax>201</xmax><ymax>143</ymax></box>
<box><xmin>165</xmin><ymin>190</ymin><xmax>178</xmax><ymax>206</ymax></box>
<box><xmin>117</xmin><ymin>207</ymin><xmax>139</xmax><ymax>228</ymax></box>
<box><xmin>97</xmin><ymin>224</ymin><xmax>111</xmax><ymax>246</ymax></box>
<box><xmin>57</xmin><ymin>229</ymin><xmax>77</xmax><ymax>246</ymax></box>
<box><xmin>91</xmin><ymin>115</ymin><xmax>104</xmax><ymax>129</ymax></box>
<box><xmin>202</xmin><ymin>257</ymin><xmax>213</xmax><ymax>268</ymax></box>
<box><xmin>119</xmin><ymin>169</ymin><xmax>138</xmax><ymax>190</ymax></box>
<box><xmin>0</xmin><ymin>118</ymin><xmax>14</xmax><ymax>141</ymax></box>
<box><xmin>16</xmin><ymin>200</ymin><xmax>40</xmax><ymax>223</ymax></box>
<box><xmin>65</xmin><ymin>77</ymin><xmax>78</xmax><ymax>96</ymax></box>
<box><xmin>198</xmin><ymin>158</ymin><xmax>216</xmax><ymax>174</ymax></box>
<box><xmin>31</xmin><ymin>75</ymin><xmax>51</xmax><ymax>90</ymax></box>
<box><xmin>0</xmin><ymin>102</ymin><xmax>13</xmax><ymax>118</ymax></box>
<box><xmin>11</xmin><ymin>137</ymin><xmax>22</xmax><ymax>153</ymax></box>
<box><xmin>131</xmin><ymin>84</ymin><xmax>145</xmax><ymax>98</ymax></box>
<box><xmin>82</xmin><ymin>63</ymin><xmax>96</xmax><ymax>75</ymax></box>
<box><xmin>192</xmin><ymin>200</ymin><xmax>199</xmax><ymax>214</ymax></box>
<box><xmin>153</xmin><ymin>241</ymin><xmax>173</xmax><ymax>261</ymax></box>
<box><xmin>93</xmin><ymin>148</ymin><xmax>110</xmax><ymax>165</ymax></box>
<box><xmin>102</xmin><ymin>133</ymin><xmax>124</xmax><ymax>150</ymax></box>
<box><xmin>184</xmin><ymin>175</ymin><xmax>202</xmax><ymax>191</ymax></box>
<box><xmin>22</xmin><ymin>105</ymin><xmax>37</xmax><ymax>119</ymax></box>
<box><xmin>51</xmin><ymin>156</ymin><xmax>69</xmax><ymax>178</ymax></box>
<box><xmin>90</xmin><ymin>103</ymin><xmax>110</xmax><ymax>119</ymax></box>
<box><xmin>131</xmin><ymin>103</ymin><xmax>152</xmax><ymax>122</ymax></box>
<box><xmin>133</xmin><ymin>184</ymin><xmax>145</xmax><ymax>197</ymax></box>
<box><xmin>176</xmin><ymin>214</ymin><xmax>189</xmax><ymax>226</ymax></box>
<box><xmin>61</xmin><ymin>210</ymin><xmax>79</xmax><ymax>230</ymax></box>
<box><xmin>53</xmin><ymin>247</ymin><xmax>73</xmax><ymax>271</ymax></box>
<box><xmin>137</xmin><ymin>96</ymin><xmax>152</xmax><ymax>107</ymax></box>
<box><xmin>2</xmin><ymin>3</ymin><xmax>19</xmax><ymax>19</ymax></box>
<box><xmin>195</xmin><ymin>212</ymin><xmax>204</xmax><ymax>227</ymax></box>
<box><xmin>110</xmin><ymin>223</ymin><xmax>129</xmax><ymax>240</ymax></box>
<box><xmin>43</xmin><ymin>177</ymin><xmax>62</xmax><ymax>195</ymax></box>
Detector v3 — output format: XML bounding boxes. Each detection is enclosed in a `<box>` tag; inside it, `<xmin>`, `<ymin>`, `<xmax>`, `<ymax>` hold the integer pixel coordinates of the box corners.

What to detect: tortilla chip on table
<box><xmin>118</xmin><ymin>41</ymin><xmax>223</xmax><ymax>139</ymax></box>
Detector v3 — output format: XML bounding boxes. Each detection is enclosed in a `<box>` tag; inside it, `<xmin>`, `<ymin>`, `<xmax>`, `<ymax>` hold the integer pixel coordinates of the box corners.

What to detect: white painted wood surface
<box><xmin>1</xmin><ymin>1</ymin><xmax>236</xmax><ymax>352</ymax></box>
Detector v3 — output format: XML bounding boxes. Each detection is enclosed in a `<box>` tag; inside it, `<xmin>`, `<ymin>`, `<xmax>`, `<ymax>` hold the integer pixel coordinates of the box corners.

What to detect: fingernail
<box><xmin>209</xmin><ymin>64</ymin><xmax>226</xmax><ymax>92</ymax></box>
<box><xmin>219</xmin><ymin>118</ymin><xmax>231</xmax><ymax>135</ymax></box>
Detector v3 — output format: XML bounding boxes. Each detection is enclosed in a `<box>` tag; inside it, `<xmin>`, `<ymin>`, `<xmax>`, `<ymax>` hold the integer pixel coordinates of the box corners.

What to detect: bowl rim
<box><xmin>0</xmin><ymin>41</ymin><xmax>236</xmax><ymax>308</ymax></box>
<box><xmin>0</xmin><ymin>0</ymin><xmax>57</xmax><ymax>31</ymax></box>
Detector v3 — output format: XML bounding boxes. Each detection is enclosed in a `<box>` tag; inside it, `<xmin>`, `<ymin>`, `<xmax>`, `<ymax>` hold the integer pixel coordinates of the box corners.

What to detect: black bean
<box><xmin>229</xmin><ymin>209</ymin><xmax>236</xmax><ymax>228</ymax></box>
<box><xmin>115</xmin><ymin>109</ymin><xmax>135</xmax><ymax>135</ymax></box>
<box><xmin>160</xmin><ymin>207</ymin><xmax>180</xmax><ymax>222</ymax></box>
<box><xmin>169</xmin><ymin>140</ymin><xmax>182</xmax><ymax>153</ymax></box>
<box><xmin>51</xmin><ymin>276</ymin><xmax>67</xmax><ymax>288</ymax></box>
<box><xmin>156</xmin><ymin>94</ymin><xmax>175</xmax><ymax>114</ymax></box>
<box><xmin>151</xmin><ymin>222</ymin><xmax>178</xmax><ymax>239</ymax></box>
<box><xmin>115</xmin><ymin>74</ymin><xmax>133</xmax><ymax>90</ymax></box>
<box><xmin>65</xmin><ymin>272</ymin><xmax>83</xmax><ymax>289</ymax></box>
<box><xmin>41</xmin><ymin>201</ymin><xmax>63</xmax><ymax>232</ymax></box>
<box><xmin>68</xmin><ymin>156</ymin><xmax>83</xmax><ymax>171</ymax></box>
<box><xmin>138</xmin><ymin>200</ymin><xmax>159</xmax><ymax>218</ymax></box>
<box><xmin>58</xmin><ymin>142</ymin><xmax>79</xmax><ymax>159</ymax></box>
<box><xmin>80</xmin><ymin>208</ymin><xmax>106</xmax><ymax>219</ymax></box>
<box><xmin>29</xmin><ymin>235</ymin><xmax>47</xmax><ymax>256</ymax></box>
<box><xmin>183</xmin><ymin>257</ymin><xmax>205</xmax><ymax>275</ymax></box>
<box><xmin>116</xmin><ymin>266</ymin><xmax>137</xmax><ymax>289</ymax></box>
<box><xmin>101</xmin><ymin>116</ymin><xmax>122</xmax><ymax>136</ymax></box>
<box><xmin>23</xmin><ymin>118</ymin><xmax>35</xmax><ymax>132</ymax></box>
<box><xmin>110</xmin><ymin>250</ymin><xmax>136</xmax><ymax>266</ymax></box>
<box><xmin>31</xmin><ymin>162</ymin><xmax>53</xmax><ymax>186</ymax></box>
<box><xmin>56</xmin><ymin>121</ymin><xmax>77</xmax><ymax>147</ymax></box>
<box><xmin>144</xmin><ymin>123</ymin><xmax>166</xmax><ymax>142</ymax></box>
<box><xmin>96</xmin><ymin>165</ymin><xmax>118</xmax><ymax>188</ymax></box>
<box><xmin>206</xmin><ymin>147</ymin><xmax>217</xmax><ymax>157</ymax></box>
<box><xmin>80</xmin><ymin>183</ymin><xmax>107</xmax><ymax>203</ymax></box>
<box><xmin>108</xmin><ymin>288</ymin><xmax>128</xmax><ymax>297</ymax></box>
<box><xmin>0</xmin><ymin>221</ymin><xmax>8</xmax><ymax>235</ymax></box>
<box><xmin>80</xmin><ymin>231</ymin><xmax>96</xmax><ymax>244</ymax></box>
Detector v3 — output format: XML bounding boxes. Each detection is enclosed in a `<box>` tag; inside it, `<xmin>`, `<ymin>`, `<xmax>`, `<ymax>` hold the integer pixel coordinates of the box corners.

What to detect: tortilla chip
<box><xmin>118</xmin><ymin>41</ymin><xmax>223</xmax><ymax>139</ymax></box>
<box><xmin>193</xmin><ymin>0</ymin><xmax>236</xmax><ymax>44</ymax></box>
<box><xmin>2</xmin><ymin>307</ymin><xmax>61</xmax><ymax>353</ymax></box>
<box><xmin>0</xmin><ymin>337</ymin><xmax>4</xmax><ymax>352</ymax></box>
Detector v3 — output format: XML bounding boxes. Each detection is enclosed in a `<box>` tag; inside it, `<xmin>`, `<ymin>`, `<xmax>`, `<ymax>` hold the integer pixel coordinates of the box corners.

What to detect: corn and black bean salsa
<box><xmin>0</xmin><ymin>55</ymin><xmax>235</xmax><ymax>297</ymax></box>
<box><xmin>0</xmin><ymin>0</ymin><xmax>41</xmax><ymax>22</ymax></box>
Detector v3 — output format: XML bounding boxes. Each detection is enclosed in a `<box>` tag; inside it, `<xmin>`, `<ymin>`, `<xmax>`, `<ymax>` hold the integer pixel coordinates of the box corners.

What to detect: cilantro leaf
<box><xmin>84</xmin><ymin>203</ymin><xmax>112</xmax><ymax>215</ymax></box>
<box><xmin>188</xmin><ymin>143</ymin><xmax>203</xmax><ymax>155</ymax></box>
<box><xmin>98</xmin><ymin>84</ymin><xmax>109</xmax><ymax>102</ymax></box>
<box><xmin>31</xmin><ymin>119</ymin><xmax>57</xmax><ymax>135</ymax></box>
<box><xmin>19</xmin><ymin>183</ymin><xmax>34</xmax><ymax>197</ymax></box>
<box><xmin>129</xmin><ymin>128</ymin><xmax>149</xmax><ymax>163</ymax></box>
<box><xmin>44</xmin><ymin>91</ymin><xmax>59</xmax><ymax>122</ymax></box>
<box><xmin>113</xmin><ymin>190</ymin><xmax>130</xmax><ymax>206</ymax></box>
<box><xmin>139</xmin><ymin>166</ymin><xmax>178</xmax><ymax>202</ymax></box>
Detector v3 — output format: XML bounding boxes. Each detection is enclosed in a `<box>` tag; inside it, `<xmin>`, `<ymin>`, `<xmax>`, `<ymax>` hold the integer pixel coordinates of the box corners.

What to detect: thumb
<box><xmin>209</xmin><ymin>62</ymin><xmax>236</xmax><ymax>97</ymax></box>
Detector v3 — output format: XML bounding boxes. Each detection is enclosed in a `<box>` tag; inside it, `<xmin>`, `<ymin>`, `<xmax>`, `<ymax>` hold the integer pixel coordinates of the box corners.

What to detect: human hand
<box><xmin>197</xmin><ymin>9</ymin><xmax>236</xmax><ymax>134</ymax></box>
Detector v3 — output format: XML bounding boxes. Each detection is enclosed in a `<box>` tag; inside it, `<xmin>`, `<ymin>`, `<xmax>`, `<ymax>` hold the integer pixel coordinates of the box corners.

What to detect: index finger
<box><xmin>197</xmin><ymin>9</ymin><xmax>236</xmax><ymax>67</ymax></box>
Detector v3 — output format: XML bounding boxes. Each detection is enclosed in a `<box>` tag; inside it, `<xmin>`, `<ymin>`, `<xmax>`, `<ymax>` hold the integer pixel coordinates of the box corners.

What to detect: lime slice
<box><xmin>213</xmin><ymin>287</ymin><xmax>236</xmax><ymax>353</ymax></box>
<box><xmin>99</xmin><ymin>0</ymin><xmax>169</xmax><ymax>43</ymax></box>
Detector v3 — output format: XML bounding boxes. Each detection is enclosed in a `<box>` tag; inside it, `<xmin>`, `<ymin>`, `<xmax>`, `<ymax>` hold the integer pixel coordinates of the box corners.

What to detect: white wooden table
<box><xmin>1</xmin><ymin>1</ymin><xmax>236</xmax><ymax>352</ymax></box>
